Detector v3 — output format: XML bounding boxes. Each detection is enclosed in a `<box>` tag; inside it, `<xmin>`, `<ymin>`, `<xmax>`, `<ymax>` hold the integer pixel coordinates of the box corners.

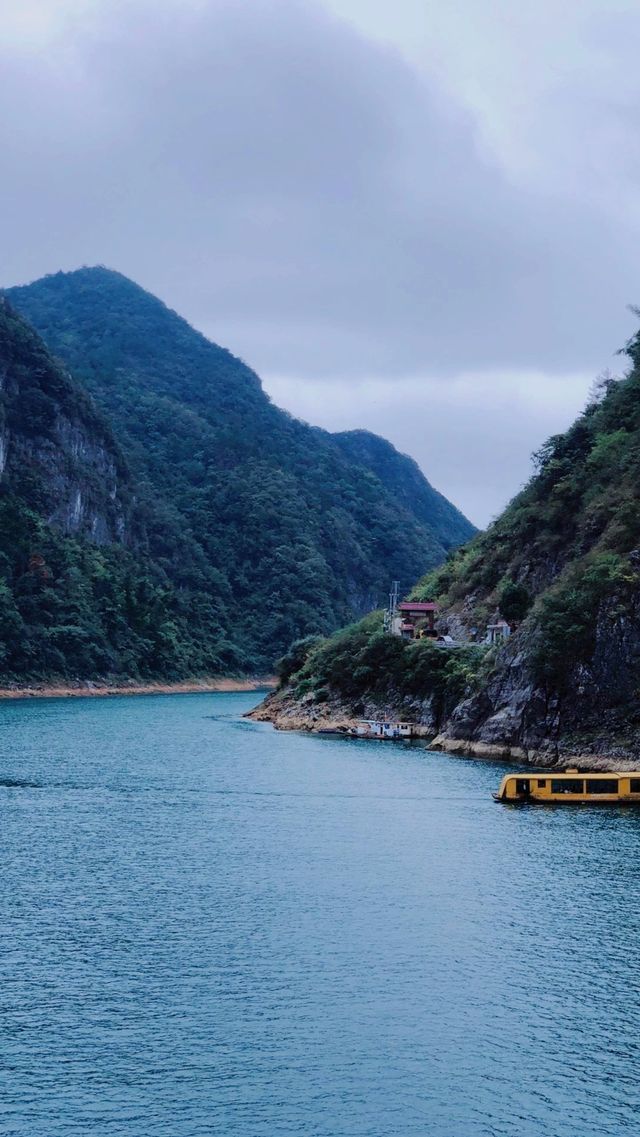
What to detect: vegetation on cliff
<box><xmin>412</xmin><ymin>358</ymin><xmax>640</xmax><ymax>689</ymax></box>
<box><xmin>0</xmin><ymin>491</ymin><xmax>235</xmax><ymax>679</ymax></box>
<box><xmin>267</xmin><ymin>326</ymin><xmax>640</xmax><ymax>756</ymax></box>
<box><xmin>275</xmin><ymin>614</ymin><xmax>486</xmax><ymax>727</ymax></box>
<box><xmin>0</xmin><ymin>301</ymin><xmax>236</xmax><ymax>679</ymax></box>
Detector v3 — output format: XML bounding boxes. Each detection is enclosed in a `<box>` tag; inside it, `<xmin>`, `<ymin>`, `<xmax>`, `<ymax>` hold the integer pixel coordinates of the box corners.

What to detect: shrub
<box><xmin>530</xmin><ymin>552</ymin><xmax>631</xmax><ymax>688</ymax></box>
<box><xmin>276</xmin><ymin>635</ymin><xmax>323</xmax><ymax>685</ymax></box>
<box><xmin>498</xmin><ymin>580</ymin><xmax>532</xmax><ymax>625</ymax></box>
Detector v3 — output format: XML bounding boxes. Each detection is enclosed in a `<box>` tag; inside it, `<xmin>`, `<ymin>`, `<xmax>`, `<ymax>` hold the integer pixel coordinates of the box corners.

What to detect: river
<box><xmin>1</xmin><ymin>691</ymin><xmax>639</xmax><ymax>1136</ymax></box>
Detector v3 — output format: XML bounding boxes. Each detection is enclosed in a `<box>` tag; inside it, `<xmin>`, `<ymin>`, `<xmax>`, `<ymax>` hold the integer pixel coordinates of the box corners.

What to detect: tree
<box><xmin>498</xmin><ymin>580</ymin><xmax>532</xmax><ymax>626</ymax></box>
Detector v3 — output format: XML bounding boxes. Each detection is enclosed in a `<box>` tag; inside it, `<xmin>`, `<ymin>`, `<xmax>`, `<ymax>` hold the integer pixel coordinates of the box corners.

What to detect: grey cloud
<box><xmin>1</xmin><ymin>0</ymin><xmax>636</xmax><ymax>384</ymax></box>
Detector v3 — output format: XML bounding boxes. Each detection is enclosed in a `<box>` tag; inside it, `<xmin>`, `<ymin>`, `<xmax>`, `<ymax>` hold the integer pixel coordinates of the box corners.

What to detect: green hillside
<box><xmin>412</xmin><ymin>362</ymin><xmax>640</xmax><ymax>690</ymax></box>
<box><xmin>6</xmin><ymin>267</ymin><xmax>475</xmax><ymax>674</ymax></box>
<box><xmin>333</xmin><ymin>430</ymin><xmax>473</xmax><ymax>550</ymax></box>
<box><xmin>0</xmin><ymin>299</ymin><xmax>235</xmax><ymax>679</ymax></box>
<box><xmin>258</xmin><ymin>328</ymin><xmax>640</xmax><ymax>760</ymax></box>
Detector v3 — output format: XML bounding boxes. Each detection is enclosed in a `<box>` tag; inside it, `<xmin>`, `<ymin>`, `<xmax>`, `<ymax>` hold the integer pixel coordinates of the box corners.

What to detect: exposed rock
<box><xmin>0</xmin><ymin>297</ymin><xmax>133</xmax><ymax>546</ymax></box>
<box><xmin>249</xmin><ymin>685</ymin><xmax>438</xmax><ymax>736</ymax></box>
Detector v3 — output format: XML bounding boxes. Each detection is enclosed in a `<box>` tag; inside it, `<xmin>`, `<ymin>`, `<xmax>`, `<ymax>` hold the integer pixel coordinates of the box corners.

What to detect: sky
<box><xmin>2</xmin><ymin>0</ymin><xmax>640</xmax><ymax>525</ymax></box>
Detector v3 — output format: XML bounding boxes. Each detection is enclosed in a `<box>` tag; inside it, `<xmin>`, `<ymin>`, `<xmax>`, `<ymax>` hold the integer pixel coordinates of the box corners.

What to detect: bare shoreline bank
<box><xmin>427</xmin><ymin>734</ymin><xmax>640</xmax><ymax>772</ymax></box>
<box><xmin>0</xmin><ymin>677</ymin><xmax>277</xmax><ymax>701</ymax></box>
<box><xmin>249</xmin><ymin>700</ymin><xmax>637</xmax><ymax>771</ymax></box>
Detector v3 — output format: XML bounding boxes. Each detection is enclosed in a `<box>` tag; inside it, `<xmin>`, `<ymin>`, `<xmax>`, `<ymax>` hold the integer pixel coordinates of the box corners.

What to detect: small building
<box><xmin>396</xmin><ymin>601</ymin><xmax>437</xmax><ymax>640</ymax></box>
<box><xmin>485</xmin><ymin>620</ymin><xmax>511</xmax><ymax>645</ymax></box>
<box><xmin>356</xmin><ymin>720</ymin><xmax>415</xmax><ymax>740</ymax></box>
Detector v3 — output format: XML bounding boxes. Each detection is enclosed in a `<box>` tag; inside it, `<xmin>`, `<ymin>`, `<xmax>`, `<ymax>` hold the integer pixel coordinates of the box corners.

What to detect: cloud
<box><xmin>2</xmin><ymin>0</ymin><xmax>635</xmax><ymax>372</ymax></box>
<box><xmin>1</xmin><ymin>0</ymin><xmax>638</xmax><ymax>521</ymax></box>
<box><xmin>326</xmin><ymin>2</ymin><xmax>640</xmax><ymax>206</ymax></box>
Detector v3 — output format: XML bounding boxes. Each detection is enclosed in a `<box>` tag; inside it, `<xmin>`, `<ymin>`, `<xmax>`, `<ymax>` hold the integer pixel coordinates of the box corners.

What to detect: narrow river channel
<box><xmin>1</xmin><ymin>691</ymin><xmax>638</xmax><ymax>1136</ymax></box>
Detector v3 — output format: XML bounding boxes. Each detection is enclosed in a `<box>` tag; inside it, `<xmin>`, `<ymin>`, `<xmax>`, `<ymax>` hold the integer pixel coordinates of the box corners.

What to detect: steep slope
<box><xmin>0</xmin><ymin>297</ymin><xmax>131</xmax><ymax>544</ymax></box>
<box><xmin>255</xmin><ymin>331</ymin><xmax>640</xmax><ymax>764</ymax></box>
<box><xmin>333</xmin><ymin>430</ymin><xmax>474</xmax><ymax>550</ymax></box>
<box><xmin>0</xmin><ymin>300</ymin><xmax>237</xmax><ymax>680</ymax></box>
<box><xmin>8</xmin><ymin>267</ymin><xmax>475</xmax><ymax>666</ymax></box>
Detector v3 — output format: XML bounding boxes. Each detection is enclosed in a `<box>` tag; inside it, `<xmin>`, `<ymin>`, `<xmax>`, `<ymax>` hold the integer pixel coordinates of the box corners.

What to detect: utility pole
<box><xmin>383</xmin><ymin>580</ymin><xmax>399</xmax><ymax>634</ymax></box>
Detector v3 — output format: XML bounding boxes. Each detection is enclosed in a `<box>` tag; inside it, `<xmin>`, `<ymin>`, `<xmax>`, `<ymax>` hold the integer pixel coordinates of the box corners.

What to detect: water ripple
<box><xmin>1</xmin><ymin>691</ymin><xmax>639</xmax><ymax>1136</ymax></box>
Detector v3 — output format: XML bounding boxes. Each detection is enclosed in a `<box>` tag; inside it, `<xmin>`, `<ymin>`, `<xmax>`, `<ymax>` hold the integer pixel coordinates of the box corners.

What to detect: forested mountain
<box><xmin>256</xmin><ymin>330</ymin><xmax>640</xmax><ymax>763</ymax></box>
<box><xmin>4</xmin><ymin>267</ymin><xmax>474</xmax><ymax>678</ymax></box>
<box><xmin>333</xmin><ymin>430</ymin><xmax>472</xmax><ymax>549</ymax></box>
<box><xmin>0</xmin><ymin>299</ymin><xmax>217</xmax><ymax>678</ymax></box>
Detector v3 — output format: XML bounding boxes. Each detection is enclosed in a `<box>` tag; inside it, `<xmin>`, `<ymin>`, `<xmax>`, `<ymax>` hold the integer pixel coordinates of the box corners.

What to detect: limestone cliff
<box><xmin>0</xmin><ymin>298</ymin><xmax>132</xmax><ymax>544</ymax></box>
<box><xmin>0</xmin><ymin>302</ymin><xmax>175</xmax><ymax>680</ymax></box>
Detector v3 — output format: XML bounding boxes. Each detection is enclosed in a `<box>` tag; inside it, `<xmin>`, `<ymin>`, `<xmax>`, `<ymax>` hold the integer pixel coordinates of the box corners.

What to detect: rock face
<box><xmin>255</xmin><ymin>332</ymin><xmax>640</xmax><ymax>765</ymax></box>
<box><xmin>250</xmin><ymin>685</ymin><xmax>439</xmax><ymax>736</ymax></box>
<box><xmin>0</xmin><ymin>298</ymin><xmax>132</xmax><ymax>544</ymax></box>
<box><xmin>430</xmin><ymin>566</ymin><xmax>640</xmax><ymax>763</ymax></box>
<box><xmin>0</xmin><ymin>300</ymin><xmax>181</xmax><ymax>681</ymax></box>
<box><xmin>438</xmin><ymin>646</ymin><xmax>559</xmax><ymax>758</ymax></box>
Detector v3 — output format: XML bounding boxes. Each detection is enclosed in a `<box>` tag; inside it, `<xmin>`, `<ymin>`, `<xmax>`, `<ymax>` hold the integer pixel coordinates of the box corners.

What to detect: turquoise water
<box><xmin>1</xmin><ymin>692</ymin><xmax>640</xmax><ymax>1136</ymax></box>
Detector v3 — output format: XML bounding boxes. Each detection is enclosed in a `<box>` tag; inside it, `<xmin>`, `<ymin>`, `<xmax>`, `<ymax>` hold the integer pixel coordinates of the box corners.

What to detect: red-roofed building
<box><xmin>396</xmin><ymin>600</ymin><xmax>437</xmax><ymax>639</ymax></box>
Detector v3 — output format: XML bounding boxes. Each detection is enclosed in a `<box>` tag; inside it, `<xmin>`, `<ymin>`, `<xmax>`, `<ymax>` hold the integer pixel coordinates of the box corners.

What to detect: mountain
<box><xmin>253</xmin><ymin>331</ymin><xmax>640</xmax><ymax>764</ymax></box>
<box><xmin>0</xmin><ymin>298</ymin><xmax>212</xmax><ymax>679</ymax></box>
<box><xmin>5</xmin><ymin>267</ymin><xmax>475</xmax><ymax>676</ymax></box>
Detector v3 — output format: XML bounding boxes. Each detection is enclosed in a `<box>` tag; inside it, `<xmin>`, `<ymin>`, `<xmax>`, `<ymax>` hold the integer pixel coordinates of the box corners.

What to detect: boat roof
<box><xmin>500</xmin><ymin>770</ymin><xmax>639</xmax><ymax>780</ymax></box>
<box><xmin>360</xmin><ymin>719</ymin><xmax>414</xmax><ymax>726</ymax></box>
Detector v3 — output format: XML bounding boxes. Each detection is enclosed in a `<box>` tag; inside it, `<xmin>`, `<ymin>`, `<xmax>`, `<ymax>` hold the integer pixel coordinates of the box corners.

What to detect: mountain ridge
<box><xmin>4</xmin><ymin>266</ymin><xmax>475</xmax><ymax>676</ymax></box>
<box><xmin>333</xmin><ymin>429</ymin><xmax>472</xmax><ymax>550</ymax></box>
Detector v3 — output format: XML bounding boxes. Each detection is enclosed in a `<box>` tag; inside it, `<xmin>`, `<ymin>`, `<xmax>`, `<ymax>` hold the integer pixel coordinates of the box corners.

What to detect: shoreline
<box><xmin>249</xmin><ymin>700</ymin><xmax>637</xmax><ymax>771</ymax></box>
<box><xmin>0</xmin><ymin>676</ymin><xmax>277</xmax><ymax>701</ymax></box>
<box><xmin>427</xmin><ymin>734</ymin><xmax>640</xmax><ymax>772</ymax></box>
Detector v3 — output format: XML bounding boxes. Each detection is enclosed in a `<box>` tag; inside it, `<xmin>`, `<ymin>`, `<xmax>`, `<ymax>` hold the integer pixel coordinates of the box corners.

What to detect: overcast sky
<box><xmin>2</xmin><ymin>0</ymin><xmax>640</xmax><ymax>524</ymax></box>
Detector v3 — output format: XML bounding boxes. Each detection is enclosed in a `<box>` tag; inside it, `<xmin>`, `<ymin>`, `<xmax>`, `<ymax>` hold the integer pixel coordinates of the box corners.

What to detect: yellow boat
<box><xmin>493</xmin><ymin>768</ymin><xmax>640</xmax><ymax>804</ymax></box>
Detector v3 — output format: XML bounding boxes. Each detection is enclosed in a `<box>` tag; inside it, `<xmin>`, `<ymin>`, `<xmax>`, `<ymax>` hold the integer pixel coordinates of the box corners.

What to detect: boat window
<box><xmin>537</xmin><ymin>779</ymin><xmax>547</xmax><ymax>788</ymax></box>
<box><xmin>551</xmin><ymin>779</ymin><xmax>584</xmax><ymax>794</ymax></box>
<box><xmin>630</xmin><ymin>779</ymin><xmax>640</xmax><ymax>794</ymax></box>
<box><xmin>585</xmin><ymin>779</ymin><xmax>618</xmax><ymax>795</ymax></box>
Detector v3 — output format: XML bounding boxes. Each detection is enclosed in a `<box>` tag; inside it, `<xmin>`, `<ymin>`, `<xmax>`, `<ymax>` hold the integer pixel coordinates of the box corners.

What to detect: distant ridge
<box><xmin>333</xmin><ymin>429</ymin><xmax>473</xmax><ymax>550</ymax></box>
